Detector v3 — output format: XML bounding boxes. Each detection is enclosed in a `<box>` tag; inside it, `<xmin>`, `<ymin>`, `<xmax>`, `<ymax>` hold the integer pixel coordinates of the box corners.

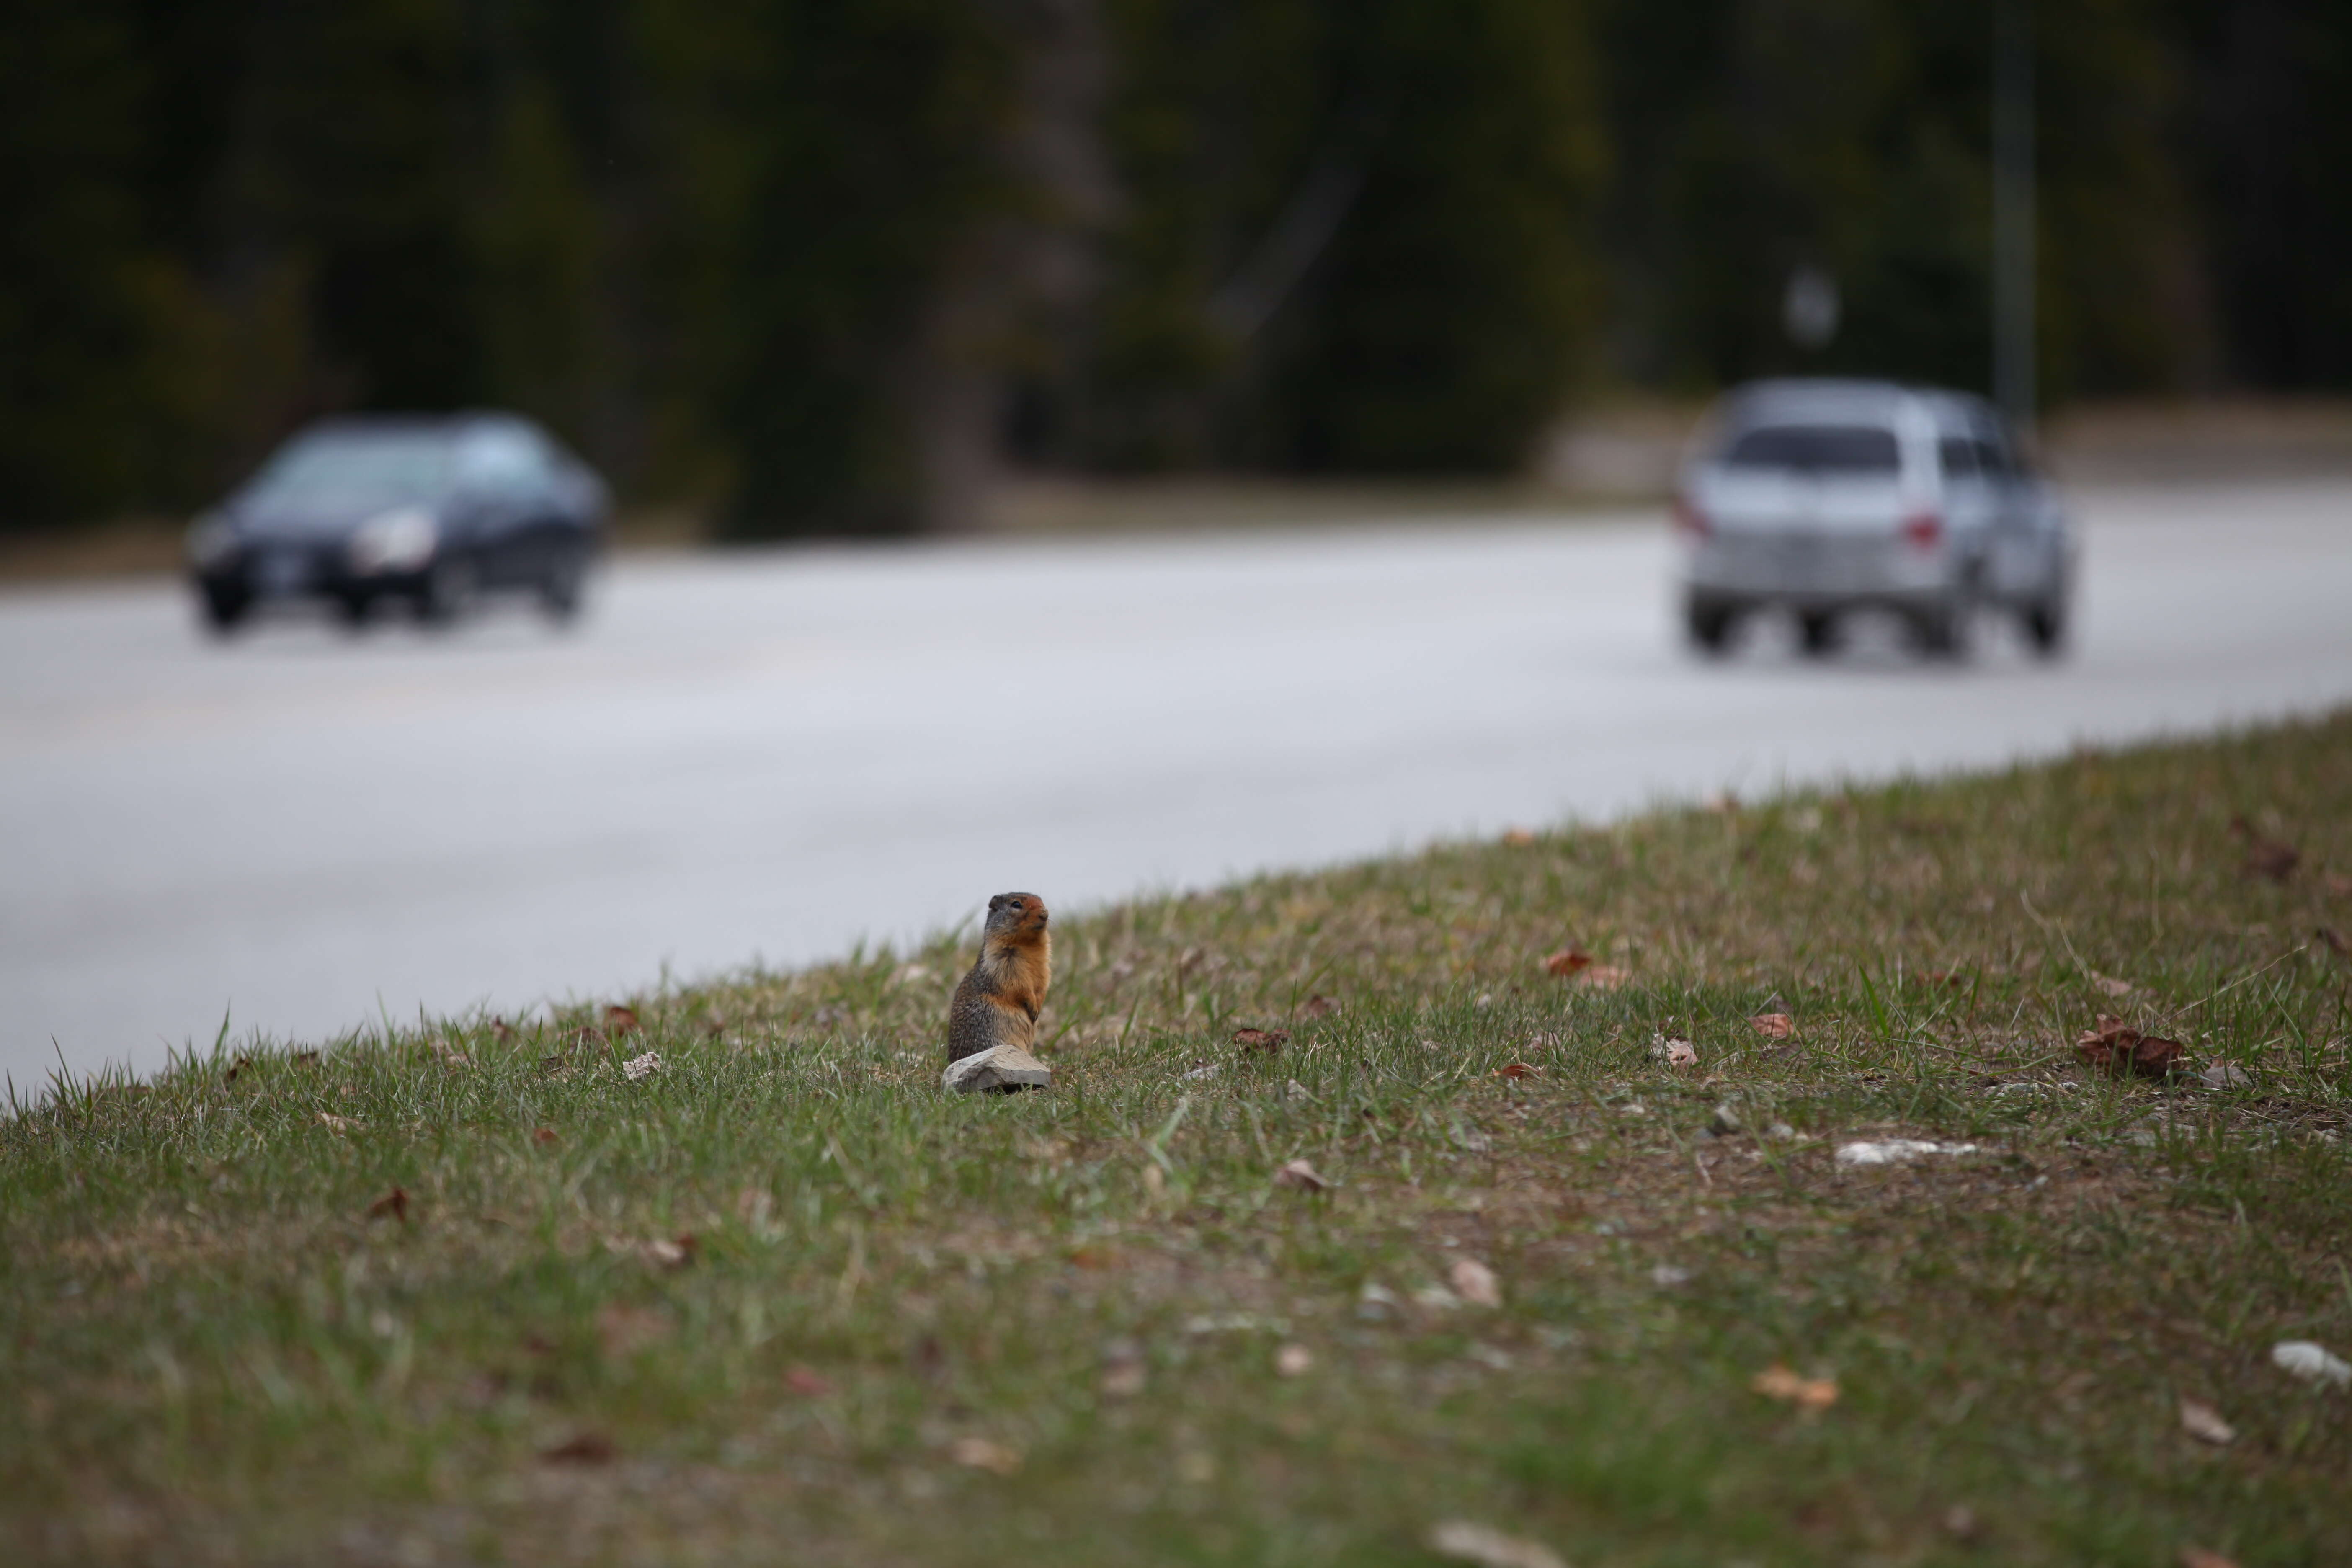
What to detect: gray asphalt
<box><xmin>6</xmin><ymin>479</ymin><xmax>2350</xmax><ymax>1089</ymax></box>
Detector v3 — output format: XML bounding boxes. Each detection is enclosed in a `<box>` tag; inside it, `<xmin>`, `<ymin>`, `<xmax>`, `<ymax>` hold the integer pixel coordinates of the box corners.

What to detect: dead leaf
<box><xmin>2231</xmin><ymin>815</ymin><xmax>2298</xmax><ymax>881</ymax></box>
<box><xmin>223</xmin><ymin>1056</ymin><xmax>253</xmax><ymax>1083</ymax></box>
<box><xmin>2318</xmin><ymin>926</ymin><xmax>2349</xmax><ymax>957</ymax></box>
<box><xmin>949</xmin><ymin>1436</ymin><xmax>1022</xmax><ymax>1476</ymax></box>
<box><xmin>644</xmin><ymin>1234</ymin><xmax>698</xmax><ymax>1270</ymax></box>
<box><xmin>1275</xmin><ymin>1344</ymin><xmax>1313</xmax><ymax>1377</ymax></box>
<box><xmin>532</xmin><ymin>1127</ymin><xmax>559</xmax><ymax>1147</ymax></box>
<box><xmin>1542</xmin><ymin>946</ymin><xmax>1594</xmax><ymax>977</ymax></box>
<box><xmin>1273</xmin><ymin>1158</ymin><xmax>1333</xmax><ymax>1193</ymax></box>
<box><xmin>1426</xmin><ymin>1520</ymin><xmax>1568</xmax><ymax>1568</ymax></box>
<box><xmin>784</xmin><ymin>1365</ymin><xmax>835</xmax><ymax>1398</ymax></box>
<box><xmin>2326</xmin><ymin>872</ymin><xmax>2352</xmax><ymax>899</ymax></box>
<box><xmin>1657</xmin><ymin>1037</ymin><xmax>1698</xmax><ymax>1068</ymax></box>
<box><xmin>1752</xmin><ymin>1363</ymin><xmax>1839</xmax><ymax>1411</ymax></box>
<box><xmin>291</xmin><ymin>1049</ymin><xmax>320</xmax><ymax>1066</ymax></box>
<box><xmin>490</xmin><ymin>1016</ymin><xmax>516</xmax><ymax>1045</ymax></box>
<box><xmin>540</xmin><ymin>1431</ymin><xmax>616</xmax><ymax>1465</ymax></box>
<box><xmin>1449</xmin><ymin>1257</ymin><xmax>1502</xmax><ymax>1307</ymax></box>
<box><xmin>317</xmin><ymin>1112</ymin><xmax>360</xmax><ymax>1134</ymax></box>
<box><xmin>1501</xmin><ymin>828</ymin><xmax>1537</xmax><ymax>847</ymax></box>
<box><xmin>605</xmin><ymin>1003</ymin><xmax>642</xmax><ymax>1034</ymax></box>
<box><xmin>366</xmin><ymin>1186</ymin><xmax>410</xmax><ymax>1224</ymax></box>
<box><xmin>621</xmin><ymin>1051</ymin><xmax>663</xmax><ymax>1081</ymax></box>
<box><xmin>1942</xmin><ymin>1505</ymin><xmax>1982</xmax><ymax>1542</ymax></box>
<box><xmin>427</xmin><ymin>1038</ymin><xmax>472</xmax><ymax>1069</ymax></box>
<box><xmin>1233</xmin><ymin>1027</ymin><xmax>1290</xmax><ymax>1052</ymax></box>
<box><xmin>1583</xmin><ymin>963</ymin><xmax>1631</xmax><ymax>990</ymax></box>
<box><xmin>1495</xmin><ymin>1062</ymin><xmax>1537</xmax><ymax>1079</ymax></box>
<box><xmin>2178</xmin><ymin>1397</ymin><xmax>2235</xmax><ymax>1446</ymax></box>
<box><xmin>2089</xmin><ymin>971</ymin><xmax>2137</xmax><ymax>998</ymax></box>
<box><xmin>2074</xmin><ymin>1016</ymin><xmax>2187</xmax><ymax>1078</ymax></box>
<box><xmin>1749</xmin><ymin>1012</ymin><xmax>1795</xmax><ymax>1039</ymax></box>
<box><xmin>2179</xmin><ymin>1550</ymin><xmax>2240</xmax><ymax>1568</ymax></box>
<box><xmin>1300</xmin><ymin>994</ymin><xmax>1341</xmax><ymax>1018</ymax></box>
<box><xmin>594</xmin><ymin>1304</ymin><xmax>672</xmax><ymax>1357</ymax></box>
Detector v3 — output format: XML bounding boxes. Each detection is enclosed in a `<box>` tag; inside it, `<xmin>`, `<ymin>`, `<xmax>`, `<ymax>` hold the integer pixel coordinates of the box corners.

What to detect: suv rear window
<box><xmin>1721</xmin><ymin>424</ymin><xmax>1900</xmax><ymax>475</ymax></box>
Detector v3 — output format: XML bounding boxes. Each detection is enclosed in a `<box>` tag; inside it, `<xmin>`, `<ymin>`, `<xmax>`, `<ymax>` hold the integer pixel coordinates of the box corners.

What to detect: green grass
<box><xmin>8</xmin><ymin>714</ymin><xmax>2352</xmax><ymax>1566</ymax></box>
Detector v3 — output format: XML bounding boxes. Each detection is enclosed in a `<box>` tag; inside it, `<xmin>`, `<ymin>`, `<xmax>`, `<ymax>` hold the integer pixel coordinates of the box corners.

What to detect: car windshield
<box><xmin>242</xmin><ymin>431</ymin><xmax>453</xmax><ymax>509</ymax></box>
<box><xmin>1720</xmin><ymin>423</ymin><xmax>1900</xmax><ymax>475</ymax></box>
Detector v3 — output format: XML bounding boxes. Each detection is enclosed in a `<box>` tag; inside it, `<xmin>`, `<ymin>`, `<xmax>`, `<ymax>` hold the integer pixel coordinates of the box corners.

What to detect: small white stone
<box><xmin>2272</xmin><ymin>1340</ymin><xmax>2352</xmax><ymax>1388</ymax></box>
<box><xmin>941</xmin><ymin>1043</ymin><xmax>1051</xmax><ymax>1094</ymax></box>
<box><xmin>1835</xmin><ymin>1138</ymin><xmax>1981</xmax><ymax>1167</ymax></box>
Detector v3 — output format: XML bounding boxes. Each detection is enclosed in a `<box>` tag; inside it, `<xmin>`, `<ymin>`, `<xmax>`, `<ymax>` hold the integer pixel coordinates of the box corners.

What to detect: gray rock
<box><xmin>942</xmin><ymin>1043</ymin><xmax>1052</xmax><ymax>1094</ymax></box>
<box><xmin>1708</xmin><ymin>1101</ymin><xmax>1743</xmax><ymax>1137</ymax></box>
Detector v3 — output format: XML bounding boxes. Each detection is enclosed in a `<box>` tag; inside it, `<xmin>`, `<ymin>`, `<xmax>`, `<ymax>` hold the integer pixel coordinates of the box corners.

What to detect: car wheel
<box><xmin>1797</xmin><ymin>610</ymin><xmax>1839</xmax><ymax>657</ymax></box>
<box><xmin>537</xmin><ymin>544</ymin><xmax>588</xmax><ymax>624</ymax></box>
<box><xmin>199</xmin><ymin>585</ymin><xmax>250</xmax><ymax>636</ymax></box>
<box><xmin>416</xmin><ymin>554</ymin><xmax>477</xmax><ymax>626</ymax></box>
<box><xmin>2022</xmin><ymin>597</ymin><xmax>2068</xmax><ymax>658</ymax></box>
<box><xmin>1911</xmin><ymin>595</ymin><xmax>1971</xmax><ymax>660</ymax></box>
<box><xmin>335</xmin><ymin>591</ymin><xmax>375</xmax><ymax>631</ymax></box>
<box><xmin>1684</xmin><ymin>596</ymin><xmax>1737</xmax><ymax>657</ymax></box>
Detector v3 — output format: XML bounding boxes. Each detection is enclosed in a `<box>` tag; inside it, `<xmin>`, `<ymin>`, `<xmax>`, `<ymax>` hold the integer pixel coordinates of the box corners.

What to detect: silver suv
<box><xmin>1675</xmin><ymin>379</ymin><xmax>2072</xmax><ymax>658</ymax></box>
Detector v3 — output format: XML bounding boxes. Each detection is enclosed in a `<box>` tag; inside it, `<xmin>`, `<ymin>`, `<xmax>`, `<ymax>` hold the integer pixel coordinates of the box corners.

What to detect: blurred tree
<box><xmin>1047</xmin><ymin>0</ymin><xmax>1604</xmax><ymax>474</ymax></box>
<box><xmin>3</xmin><ymin>0</ymin><xmax>2350</xmax><ymax>531</ymax></box>
<box><xmin>1249</xmin><ymin>0</ymin><xmax>1606</xmax><ymax>471</ymax></box>
<box><xmin>691</xmin><ymin>0</ymin><xmax>1108</xmax><ymax>535</ymax></box>
<box><xmin>0</xmin><ymin>0</ymin><xmax>184</xmax><ymax>525</ymax></box>
<box><xmin>2173</xmin><ymin>0</ymin><xmax>2352</xmax><ymax>390</ymax></box>
<box><xmin>1594</xmin><ymin>0</ymin><xmax>2200</xmax><ymax>405</ymax></box>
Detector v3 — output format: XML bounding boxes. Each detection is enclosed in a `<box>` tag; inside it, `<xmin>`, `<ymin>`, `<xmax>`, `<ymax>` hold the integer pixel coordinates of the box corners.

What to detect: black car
<box><xmin>186</xmin><ymin>413</ymin><xmax>609</xmax><ymax>632</ymax></box>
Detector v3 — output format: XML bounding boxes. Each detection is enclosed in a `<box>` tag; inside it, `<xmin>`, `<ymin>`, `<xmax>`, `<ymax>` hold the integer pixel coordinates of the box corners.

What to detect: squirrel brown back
<box><xmin>946</xmin><ymin>892</ymin><xmax>1051</xmax><ymax>1064</ymax></box>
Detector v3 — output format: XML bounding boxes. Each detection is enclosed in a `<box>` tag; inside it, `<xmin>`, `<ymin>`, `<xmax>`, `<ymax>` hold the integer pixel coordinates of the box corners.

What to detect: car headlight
<box><xmin>348</xmin><ymin>507</ymin><xmax>438</xmax><ymax>573</ymax></box>
<box><xmin>186</xmin><ymin>513</ymin><xmax>238</xmax><ymax>570</ymax></box>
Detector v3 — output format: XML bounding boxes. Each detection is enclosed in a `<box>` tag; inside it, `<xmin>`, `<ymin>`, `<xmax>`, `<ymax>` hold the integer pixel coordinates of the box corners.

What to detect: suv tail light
<box><xmin>1672</xmin><ymin>495</ymin><xmax>1711</xmax><ymax>539</ymax></box>
<box><xmin>1902</xmin><ymin>511</ymin><xmax>1943</xmax><ymax>550</ymax></box>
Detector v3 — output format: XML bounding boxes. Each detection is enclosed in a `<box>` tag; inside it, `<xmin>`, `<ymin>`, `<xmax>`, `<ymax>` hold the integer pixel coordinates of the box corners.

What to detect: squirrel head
<box><xmin>983</xmin><ymin>892</ymin><xmax>1049</xmax><ymax>946</ymax></box>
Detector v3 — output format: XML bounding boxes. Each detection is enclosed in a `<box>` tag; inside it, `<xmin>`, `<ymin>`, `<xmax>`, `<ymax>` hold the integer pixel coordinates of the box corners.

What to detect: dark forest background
<box><xmin>3</xmin><ymin>0</ymin><xmax>2347</xmax><ymax>534</ymax></box>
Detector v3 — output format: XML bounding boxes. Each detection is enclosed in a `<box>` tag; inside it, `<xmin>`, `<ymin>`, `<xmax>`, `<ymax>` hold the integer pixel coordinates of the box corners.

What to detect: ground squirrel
<box><xmin>946</xmin><ymin>892</ymin><xmax>1050</xmax><ymax>1065</ymax></box>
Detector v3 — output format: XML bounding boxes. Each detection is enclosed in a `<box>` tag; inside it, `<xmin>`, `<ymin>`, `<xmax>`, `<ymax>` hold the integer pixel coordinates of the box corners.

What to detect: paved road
<box><xmin>6</xmin><ymin>480</ymin><xmax>2350</xmax><ymax>1088</ymax></box>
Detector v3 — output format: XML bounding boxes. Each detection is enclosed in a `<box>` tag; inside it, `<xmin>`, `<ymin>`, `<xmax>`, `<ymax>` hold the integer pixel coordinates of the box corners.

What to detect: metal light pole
<box><xmin>1994</xmin><ymin>0</ymin><xmax>2037</xmax><ymax>432</ymax></box>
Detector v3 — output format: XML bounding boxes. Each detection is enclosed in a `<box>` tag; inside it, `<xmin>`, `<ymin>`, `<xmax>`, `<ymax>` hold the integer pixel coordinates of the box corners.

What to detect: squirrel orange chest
<box><xmin>988</xmin><ymin>934</ymin><xmax>1050</xmax><ymax>1021</ymax></box>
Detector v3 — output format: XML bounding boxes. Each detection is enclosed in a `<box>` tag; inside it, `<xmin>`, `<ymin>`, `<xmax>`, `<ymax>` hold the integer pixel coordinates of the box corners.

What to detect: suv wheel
<box><xmin>2022</xmin><ymin>597</ymin><xmax>2068</xmax><ymax>658</ymax></box>
<box><xmin>199</xmin><ymin>585</ymin><xmax>250</xmax><ymax>636</ymax></box>
<box><xmin>1911</xmin><ymin>595</ymin><xmax>1972</xmax><ymax>660</ymax></box>
<box><xmin>537</xmin><ymin>544</ymin><xmax>587</xmax><ymax>624</ymax></box>
<box><xmin>1685</xmin><ymin>596</ymin><xmax>1737</xmax><ymax>656</ymax></box>
<box><xmin>416</xmin><ymin>554</ymin><xmax>477</xmax><ymax>626</ymax></box>
<box><xmin>1797</xmin><ymin>610</ymin><xmax>1839</xmax><ymax>657</ymax></box>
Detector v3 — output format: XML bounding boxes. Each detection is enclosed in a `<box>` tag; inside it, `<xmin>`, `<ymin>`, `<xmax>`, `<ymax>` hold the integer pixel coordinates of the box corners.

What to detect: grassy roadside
<box><xmin>7</xmin><ymin>715</ymin><xmax>2351</xmax><ymax>1567</ymax></box>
